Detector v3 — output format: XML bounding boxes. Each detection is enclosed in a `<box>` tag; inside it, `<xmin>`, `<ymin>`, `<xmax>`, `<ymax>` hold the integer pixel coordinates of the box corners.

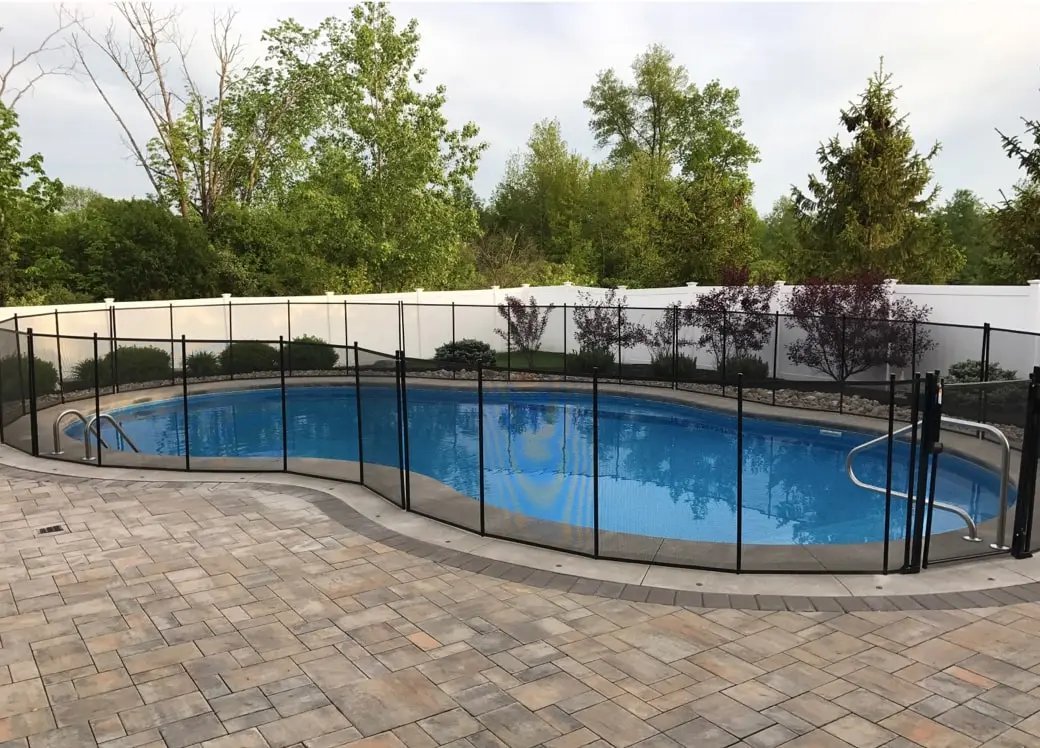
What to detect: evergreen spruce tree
<box><xmin>793</xmin><ymin>60</ymin><xmax>963</xmax><ymax>282</ymax></box>
<box><xmin>991</xmin><ymin>90</ymin><xmax>1040</xmax><ymax>282</ymax></box>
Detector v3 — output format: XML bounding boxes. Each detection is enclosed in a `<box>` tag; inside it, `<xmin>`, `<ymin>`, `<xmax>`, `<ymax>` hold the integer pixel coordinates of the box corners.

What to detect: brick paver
<box><xmin>0</xmin><ymin>467</ymin><xmax>1038</xmax><ymax>747</ymax></box>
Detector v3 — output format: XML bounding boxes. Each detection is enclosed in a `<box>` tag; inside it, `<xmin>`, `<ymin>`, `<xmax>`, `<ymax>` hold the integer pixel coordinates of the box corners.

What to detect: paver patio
<box><xmin>0</xmin><ymin>466</ymin><xmax>1038</xmax><ymax>747</ymax></box>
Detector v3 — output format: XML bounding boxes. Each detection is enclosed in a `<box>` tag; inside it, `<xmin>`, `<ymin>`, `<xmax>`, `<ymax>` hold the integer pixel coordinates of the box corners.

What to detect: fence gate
<box><xmin>1012</xmin><ymin>367</ymin><xmax>1040</xmax><ymax>557</ymax></box>
<box><xmin>901</xmin><ymin>372</ymin><xmax>1022</xmax><ymax>571</ymax></box>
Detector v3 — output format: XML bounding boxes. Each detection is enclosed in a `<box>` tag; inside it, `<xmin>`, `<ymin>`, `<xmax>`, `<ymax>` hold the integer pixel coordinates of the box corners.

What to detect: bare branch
<box><xmin>66</xmin><ymin>29</ymin><xmax>163</xmax><ymax>200</ymax></box>
<box><xmin>0</xmin><ymin>4</ymin><xmax>80</xmax><ymax>109</ymax></box>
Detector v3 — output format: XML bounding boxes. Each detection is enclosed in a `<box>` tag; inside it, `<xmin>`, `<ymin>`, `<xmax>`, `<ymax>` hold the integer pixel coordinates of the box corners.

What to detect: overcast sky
<box><xmin>3</xmin><ymin>1</ymin><xmax>1039</xmax><ymax>214</ymax></box>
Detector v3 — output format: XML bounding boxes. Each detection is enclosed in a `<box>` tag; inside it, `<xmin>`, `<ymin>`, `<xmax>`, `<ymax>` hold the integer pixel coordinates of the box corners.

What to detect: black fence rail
<box><xmin>2</xmin><ymin>300</ymin><xmax>1034</xmax><ymax>453</ymax></box>
<box><xmin>0</xmin><ymin>322</ymin><xmax>1035</xmax><ymax>574</ymax></box>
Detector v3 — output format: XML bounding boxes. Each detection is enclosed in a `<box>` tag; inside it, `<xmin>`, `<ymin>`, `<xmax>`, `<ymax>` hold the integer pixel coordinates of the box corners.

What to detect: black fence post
<box><xmin>616</xmin><ymin>305</ymin><xmax>622</xmax><ymax>384</ymax></box>
<box><xmin>980</xmin><ymin>323</ymin><xmax>991</xmax><ymax>433</ymax></box>
<box><xmin>911</xmin><ymin>320</ymin><xmax>918</xmax><ymax>379</ymax></box>
<box><xmin>169</xmin><ymin>304</ymin><xmax>176</xmax><ymax>386</ymax></box>
<box><xmin>26</xmin><ymin>329</ymin><xmax>38</xmax><ymax>457</ymax></box>
<box><xmin>981</xmin><ymin>323</ymin><xmax>991</xmax><ymax>382</ymax></box>
<box><xmin>54</xmin><ymin>310</ymin><xmax>64</xmax><ymax>404</ymax></box>
<box><xmin>397</xmin><ymin>301</ymin><xmax>404</xmax><ymax>357</ymax></box>
<box><xmin>721</xmin><ymin>310</ymin><xmax>728</xmax><ymax>396</ymax></box>
<box><xmin>562</xmin><ymin>303</ymin><xmax>568</xmax><ymax>381</ymax></box>
<box><xmin>592</xmin><ymin>367</ymin><xmax>600</xmax><ymax>558</ymax></box>
<box><xmin>478</xmin><ymin>362</ymin><xmax>485</xmax><ymax>535</ymax></box>
<box><xmin>13</xmin><ymin>314</ymin><xmax>23</xmax><ymax>415</ymax></box>
<box><xmin>94</xmin><ymin>333</ymin><xmax>102</xmax><ymax>467</ymax></box>
<box><xmin>506</xmin><ymin>313</ymin><xmax>511</xmax><ymax>381</ymax></box>
<box><xmin>279</xmin><ymin>336</ymin><xmax>288</xmax><ymax>471</ymax></box>
<box><xmin>1012</xmin><ymin>366</ymin><xmax>1040</xmax><ymax>558</ymax></box>
<box><xmin>902</xmin><ymin>375</ymin><xmax>921</xmax><ymax>571</ymax></box>
<box><xmin>671</xmin><ymin>307</ymin><xmax>679</xmax><ymax>390</ymax></box>
<box><xmin>451</xmin><ymin>302</ymin><xmax>456</xmax><ymax>381</ymax></box>
<box><xmin>343</xmin><ymin>301</ymin><xmax>349</xmax><ymax>360</ymax></box>
<box><xmin>771</xmin><ymin>311</ymin><xmax>780</xmax><ymax>406</ymax></box>
<box><xmin>736</xmin><ymin>373</ymin><xmax>743</xmax><ymax>572</ymax></box>
<box><xmin>286</xmin><ymin>301</ymin><xmax>292</xmax><ymax>376</ymax></box>
<box><xmin>922</xmin><ymin>370</ymin><xmax>945</xmax><ymax>567</ymax></box>
<box><xmin>353</xmin><ymin>343</ymin><xmax>365</xmax><ymax>484</ymax></box>
<box><xmin>400</xmin><ymin>349</ymin><xmax>411</xmax><ymax>511</ymax></box>
<box><xmin>227</xmin><ymin>297</ymin><xmax>234</xmax><ymax>380</ymax></box>
<box><xmin>110</xmin><ymin>306</ymin><xmax>118</xmax><ymax>394</ymax></box>
<box><xmin>394</xmin><ymin>350</ymin><xmax>406</xmax><ymax>507</ymax></box>
<box><xmin>909</xmin><ymin>373</ymin><xmax>939</xmax><ymax>573</ymax></box>
<box><xmin>181</xmin><ymin>335</ymin><xmax>190</xmax><ymax>470</ymax></box>
<box><xmin>882</xmin><ymin>374</ymin><xmax>896</xmax><ymax>573</ymax></box>
<box><xmin>839</xmin><ymin>316</ymin><xmax>847</xmax><ymax>414</ymax></box>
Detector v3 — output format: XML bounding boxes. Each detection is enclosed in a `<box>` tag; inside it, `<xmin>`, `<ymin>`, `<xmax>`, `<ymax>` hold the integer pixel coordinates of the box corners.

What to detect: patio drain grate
<box><xmin>37</xmin><ymin>524</ymin><xmax>65</xmax><ymax>535</ymax></box>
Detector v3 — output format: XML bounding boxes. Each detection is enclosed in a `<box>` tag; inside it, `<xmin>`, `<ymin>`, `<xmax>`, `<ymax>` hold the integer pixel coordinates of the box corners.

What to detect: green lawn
<box><xmin>494</xmin><ymin>350</ymin><xmax>567</xmax><ymax>371</ymax></box>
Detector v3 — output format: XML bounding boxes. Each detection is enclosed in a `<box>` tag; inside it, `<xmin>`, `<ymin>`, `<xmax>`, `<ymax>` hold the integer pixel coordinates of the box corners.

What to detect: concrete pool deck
<box><xmin>4</xmin><ymin>463</ymin><xmax>1040</xmax><ymax>747</ymax></box>
<box><xmin>0</xmin><ymin>375</ymin><xmax>1033</xmax><ymax>611</ymax></box>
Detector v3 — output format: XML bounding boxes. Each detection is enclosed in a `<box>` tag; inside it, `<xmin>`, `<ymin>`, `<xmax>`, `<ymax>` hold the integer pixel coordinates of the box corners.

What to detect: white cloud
<box><xmin>4</xmin><ymin>1</ymin><xmax>1038</xmax><ymax>213</ymax></box>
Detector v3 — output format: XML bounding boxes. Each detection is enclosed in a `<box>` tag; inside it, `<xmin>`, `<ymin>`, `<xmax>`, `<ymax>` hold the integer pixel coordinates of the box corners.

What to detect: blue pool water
<box><xmin>79</xmin><ymin>386</ymin><xmax>1008</xmax><ymax>546</ymax></box>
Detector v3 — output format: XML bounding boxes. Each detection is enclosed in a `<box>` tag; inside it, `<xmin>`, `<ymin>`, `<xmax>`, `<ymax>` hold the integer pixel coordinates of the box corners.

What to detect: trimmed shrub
<box><xmin>72</xmin><ymin>345</ymin><xmax>171</xmax><ymax>387</ymax></box>
<box><xmin>724</xmin><ymin>355</ymin><xmax>770</xmax><ymax>381</ymax></box>
<box><xmin>946</xmin><ymin>359</ymin><xmax>1017</xmax><ymax>383</ymax></box>
<box><xmin>650</xmin><ymin>353</ymin><xmax>698</xmax><ymax>380</ymax></box>
<box><xmin>573</xmin><ymin>347</ymin><xmax>615</xmax><ymax>375</ymax></box>
<box><xmin>287</xmin><ymin>335</ymin><xmax>338</xmax><ymax>371</ymax></box>
<box><xmin>185</xmin><ymin>351</ymin><xmax>220</xmax><ymax>378</ymax></box>
<box><xmin>944</xmin><ymin>359</ymin><xmax>1022</xmax><ymax>421</ymax></box>
<box><xmin>434</xmin><ymin>339</ymin><xmax>495</xmax><ymax>367</ymax></box>
<box><xmin>0</xmin><ymin>355</ymin><xmax>58</xmax><ymax>400</ymax></box>
<box><xmin>218</xmin><ymin>341</ymin><xmax>280</xmax><ymax>375</ymax></box>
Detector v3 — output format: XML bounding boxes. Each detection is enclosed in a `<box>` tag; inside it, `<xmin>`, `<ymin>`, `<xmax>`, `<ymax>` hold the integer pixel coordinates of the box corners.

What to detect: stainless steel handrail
<box><xmin>941</xmin><ymin>416</ymin><xmax>1012</xmax><ymax>550</ymax></box>
<box><xmin>51</xmin><ymin>409</ymin><xmax>109</xmax><ymax>456</ymax></box>
<box><xmin>845</xmin><ymin>420</ymin><xmax>982</xmax><ymax>542</ymax></box>
<box><xmin>84</xmin><ymin>414</ymin><xmax>140</xmax><ymax>461</ymax></box>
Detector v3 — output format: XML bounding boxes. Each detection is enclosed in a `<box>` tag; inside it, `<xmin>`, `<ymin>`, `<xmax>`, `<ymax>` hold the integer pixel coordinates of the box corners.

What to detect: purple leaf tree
<box><xmin>572</xmin><ymin>288</ymin><xmax>648</xmax><ymax>358</ymax></box>
<box><xmin>495</xmin><ymin>295</ymin><xmax>555</xmax><ymax>367</ymax></box>
<box><xmin>784</xmin><ymin>272</ymin><xmax>933</xmax><ymax>380</ymax></box>
<box><xmin>694</xmin><ymin>267</ymin><xmax>777</xmax><ymax>369</ymax></box>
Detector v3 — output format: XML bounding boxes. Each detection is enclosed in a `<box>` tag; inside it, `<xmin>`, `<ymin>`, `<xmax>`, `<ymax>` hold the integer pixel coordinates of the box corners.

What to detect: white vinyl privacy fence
<box><xmin>2</xmin><ymin>280</ymin><xmax>1040</xmax><ymax>382</ymax></box>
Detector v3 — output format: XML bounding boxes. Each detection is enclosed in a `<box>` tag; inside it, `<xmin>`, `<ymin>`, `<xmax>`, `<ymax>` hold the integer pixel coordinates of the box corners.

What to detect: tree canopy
<box><xmin>0</xmin><ymin>5</ymin><xmax>1030</xmax><ymax>307</ymax></box>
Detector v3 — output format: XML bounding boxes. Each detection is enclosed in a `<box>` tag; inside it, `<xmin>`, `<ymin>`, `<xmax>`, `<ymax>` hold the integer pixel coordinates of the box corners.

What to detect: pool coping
<box><xmin>1</xmin><ymin>449</ymin><xmax>1039</xmax><ymax>613</ymax></box>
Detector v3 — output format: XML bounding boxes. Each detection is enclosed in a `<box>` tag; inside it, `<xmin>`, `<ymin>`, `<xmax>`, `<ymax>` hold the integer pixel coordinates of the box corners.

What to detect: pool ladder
<box><xmin>51</xmin><ymin>410</ymin><xmax>141</xmax><ymax>462</ymax></box>
<box><xmin>845</xmin><ymin>416</ymin><xmax>1011</xmax><ymax>550</ymax></box>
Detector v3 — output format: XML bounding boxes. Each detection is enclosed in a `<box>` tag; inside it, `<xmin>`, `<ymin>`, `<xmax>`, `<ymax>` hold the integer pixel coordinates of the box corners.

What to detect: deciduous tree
<box><xmin>694</xmin><ymin>267</ymin><xmax>776</xmax><ymax>368</ymax></box>
<box><xmin>495</xmin><ymin>295</ymin><xmax>555</xmax><ymax>367</ymax></box>
<box><xmin>0</xmin><ymin>102</ymin><xmax>63</xmax><ymax>304</ymax></box>
<box><xmin>784</xmin><ymin>272</ymin><xmax>933</xmax><ymax>380</ymax></box>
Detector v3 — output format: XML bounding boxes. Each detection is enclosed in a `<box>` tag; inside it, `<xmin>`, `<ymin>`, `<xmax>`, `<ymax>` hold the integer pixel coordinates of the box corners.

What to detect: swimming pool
<box><xmin>77</xmin><ymin>386</ymin><xmax>1009</xmax><ymax>546</ymax></box>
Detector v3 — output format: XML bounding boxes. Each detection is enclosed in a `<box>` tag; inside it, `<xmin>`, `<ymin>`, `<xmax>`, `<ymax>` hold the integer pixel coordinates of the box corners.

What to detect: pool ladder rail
<box><xmin>845</xmin><ymin>415</ymin><xmax>1011</xmax><ymax>551</ymax></box>
<box><xmin>51</xmin><ymin>409</ymin><xmax>141</xmax><ymax>462</ymax></box>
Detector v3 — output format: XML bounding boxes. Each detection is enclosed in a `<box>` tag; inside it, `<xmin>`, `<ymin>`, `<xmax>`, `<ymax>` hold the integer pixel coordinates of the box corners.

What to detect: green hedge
<box><xmin>572</xmin><ymin>347</ymin><xmax>615</xmax><ymax>375</ymax></box>
<box><xmin>185</xmin><ymin>351</ymin><xmax>220</xmax><ymax>378</ymax></box>
<box><xmin>72</xmin><ymin>345</ymin><xmax>171</xmax><ymax>388</ymax></box>
<box><xmin>434</xmin><ymin>339</ymin><xmax>495</xmax><ymax>367</ymax></box>
<box><xmin>724</xmin><ymin>355</ymin><xmax>770</xmax><ymax>381</ymax></box>
<box><xmin>650</xmin><ymin>353</ymin><xmax>697</xmax><ymax>380</ymax></box>
<box><xmin>287</xmin><ymin>335</ymin><xmax>338</xmax><ymax>371</ymax></box>
<box><xmin>0</xmin><ymin>355</ymin><xmax>58</xmax><ymax>401</ymax></box>
<box><xmin>218</xmin><ymin>341</ymin><xmax>280</xmax><ymax>375</ymax></box>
